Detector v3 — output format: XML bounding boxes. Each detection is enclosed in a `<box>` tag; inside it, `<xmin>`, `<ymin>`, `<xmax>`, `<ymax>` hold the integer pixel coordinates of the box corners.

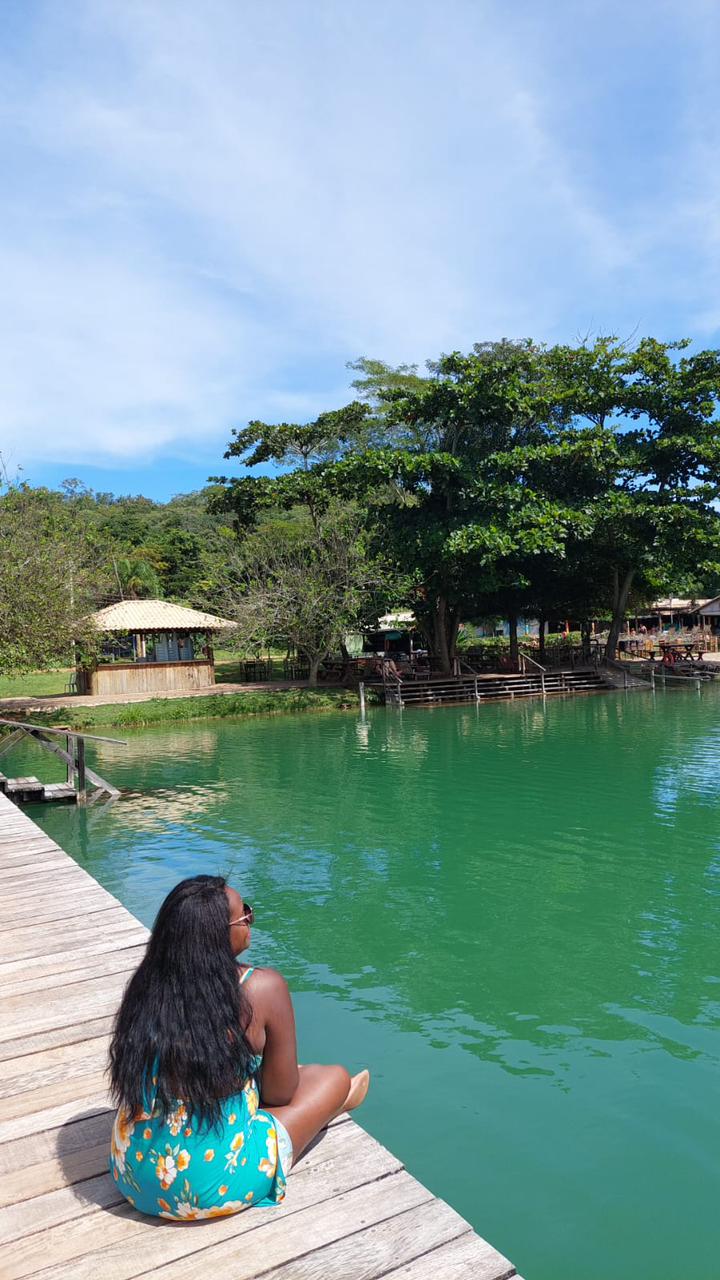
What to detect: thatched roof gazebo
<box><xmin>76</xmin><ymin>600</ymin><xmax>236</xmax><ymax>696</ymax></box>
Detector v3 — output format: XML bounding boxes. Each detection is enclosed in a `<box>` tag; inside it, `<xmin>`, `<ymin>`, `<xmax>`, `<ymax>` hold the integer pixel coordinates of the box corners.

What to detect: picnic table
<box><xmin>657</xmin><ymin>641</ymin><xmax>704</xmax><ymax>662</ymax></box>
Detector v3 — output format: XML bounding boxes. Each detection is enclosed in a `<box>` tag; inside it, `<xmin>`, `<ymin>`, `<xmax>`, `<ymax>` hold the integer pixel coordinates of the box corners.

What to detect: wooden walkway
<box><xmin>0</xmin><ymin>793</ymin><xmax>518</xmax><ymax>1280</ymax></box>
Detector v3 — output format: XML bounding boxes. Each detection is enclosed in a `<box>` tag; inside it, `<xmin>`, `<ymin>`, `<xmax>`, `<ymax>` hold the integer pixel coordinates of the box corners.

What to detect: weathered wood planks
<box><xmin>0</xmin><ymin>791</ymin><xmax>517</xmax><ymax>1280</ymax></box>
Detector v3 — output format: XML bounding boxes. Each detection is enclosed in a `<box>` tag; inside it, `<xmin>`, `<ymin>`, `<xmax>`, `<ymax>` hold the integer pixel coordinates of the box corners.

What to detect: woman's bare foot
<box><xmin>343</xmin><ymin>1069</ymin><xmax>370</xmax><ymax>1111</ymax></box>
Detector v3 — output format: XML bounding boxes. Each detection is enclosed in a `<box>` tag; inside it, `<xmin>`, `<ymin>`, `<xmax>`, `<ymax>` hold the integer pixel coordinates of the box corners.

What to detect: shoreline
<box><xmin>0</xmin><ymin>686</ymin><xmax>363</xmax><ymax>730</ymax></box>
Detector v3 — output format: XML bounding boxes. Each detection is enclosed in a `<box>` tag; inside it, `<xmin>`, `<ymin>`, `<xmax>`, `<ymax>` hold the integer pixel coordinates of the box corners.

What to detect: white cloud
<box><xmin>1</xmin><ymin>0</ymin><xmax>718</xmax><ymax>469</ymax></box>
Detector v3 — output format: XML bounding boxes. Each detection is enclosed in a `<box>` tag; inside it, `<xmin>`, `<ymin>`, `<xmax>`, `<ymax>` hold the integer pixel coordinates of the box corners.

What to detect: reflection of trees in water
<box><xmin>36</xmin><ymin>692</ymin><xmax>720</xmax><ymax>1076</ymax></box>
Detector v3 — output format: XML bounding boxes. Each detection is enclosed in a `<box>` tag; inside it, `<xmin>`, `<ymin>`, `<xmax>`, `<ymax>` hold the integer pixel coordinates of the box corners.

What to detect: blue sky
<box><xmin>2</xmin><ymin>0</ymin><xmax>719</xmax><ymax>501</ymax></box>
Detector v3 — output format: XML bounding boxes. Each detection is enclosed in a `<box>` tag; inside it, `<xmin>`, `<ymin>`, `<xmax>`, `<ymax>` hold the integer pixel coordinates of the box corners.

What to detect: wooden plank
<box><xmin>139</xmin><ymin>1173</ymin><xmax>431</xmax><ymax>1280</ymax></box>
<box><xmin>0</xmin><ymin>945</ymin><xmax>145</xmax><ymax>998</ymax></box>
<box><xmin>5</xmin><ymin>779</ymin><xmax>44</xmax><ymax>797</ymax></box>
<box><xmin>0</xmin><ymin>882</ymin><xmax>122</xmax><ymax>913</ymax></box>
<box><xmin>1</xmin><ymin>1119</ymin><xmax>396</xmax><ymax>1276</ymax></box>
<box><xmin>0</xmin><ymin>859</ymin><xmax>79</xmax><ymax>884</ymax></box>
<box><xmin>0</xmin><ymin>1069</ymin><xmax>110</xmax><ymax>1121</ymax></box>
<box><xmin>0</xmin><ymin>1034</ymin><xmax>111</xmax><ymax>1088</ymax></box>
<box><xmin>0</xmin><ymin>860</ymin><xmax>89</xmax><ymax>890</ymax></box>
<box><xmin>0</xmin><ymin>1089</ymin><xmax>111</xmax><ymax>1144</ymax></box>
<box><xmin>0</xmin><ymin>935</ymin><xmax>147</xmax><ymax>982</ymax></box>
<box><xmin>0</xmin><ymin>881</ymin><xmax>121</xmax><ymax>911</ymax></box>
<box><xmin>0</xmin><ymin>894</ymin><xmax>124</xmax><ymax>932</ymax></box>
<box><xmin>0</xmin><ymin>916</ymin><xmax>142</xmax><ymax>965</ymax></box>
<box><xmin>0</xmin><ymin>971</ymin><xmax>131</xmax><ymax>1044</ymax></box>
<box><xmin>0</xmin><ymin>1140</ymin><xmax>112</xmax><ymax>1211</ymax></box>
<box><xmin>0</xmin><ymin>836</ymin><xmax>59</xmax><ymax>851</ymax></box>
<box><xmin>0</xmin><ymin>838</ymin><xmax>66</xmax><ymax>860</ymax></box>
<box><xmin>0</xmin><ymin>1015</ymin><xmax>116</xmax><ymax>1063</ymax></box>
<box><xmin>5</xmin><ymin>1141</ymin><xmax>414</xmax><ymax>1280</ymax></box>
<box><xmin>0</xmin><ymin>927</ymin><xmax>139</xmax><ymax>969</ymax></box>
<box><xmin>0</xmin><ymin>1172</ymin><xmax>123</xmax><ymax>1247</ymax></box>
<box><xmin>380</xmin><ymin>1227</ymin><xmax>516</xmax><ymax>1279</ymax></box>
<box><xmin>42</xmin><ymin>784</ymin><xmax>77</xmax><ymax>802</ymax></box>
<box><xmin>0</xmin><ymin>1108</ymin><xmax>114</xmax><ymax>1180</ymax></box>
<box><xmin>259</xmin><ymin>1200</ymin><xmax>475</xmax><ymax>1280</ymax></box>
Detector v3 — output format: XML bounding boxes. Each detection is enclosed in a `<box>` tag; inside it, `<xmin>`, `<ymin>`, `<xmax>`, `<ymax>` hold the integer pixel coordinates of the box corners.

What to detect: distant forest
<box><xmin>16</xmin><ymin>479</ymin><xmax>233</xmax><ymax>606</ymax></box>
<box><xmin>0</xmin><ymin>478</ymin><xmax>240</xmax><ymax>672</ymax></box>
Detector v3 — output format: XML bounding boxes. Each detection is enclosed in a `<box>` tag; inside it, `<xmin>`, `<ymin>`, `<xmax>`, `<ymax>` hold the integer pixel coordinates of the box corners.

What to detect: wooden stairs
<box><xmin>0</xmin><ymin>773</ymin><xmax>78</xmax><ymax>803</ymax></box>
<box><xmin>372</xmin><ymin>667</ymin><xmax>610</xmax><ymax>708</ymax></box>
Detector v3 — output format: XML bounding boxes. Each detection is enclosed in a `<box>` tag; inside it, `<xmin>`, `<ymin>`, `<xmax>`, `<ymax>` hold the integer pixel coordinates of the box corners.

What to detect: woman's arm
<box><xmin>255</xmin><ymin>969</ymin><xmax>300</xmax><ymax>1106</ymax></box>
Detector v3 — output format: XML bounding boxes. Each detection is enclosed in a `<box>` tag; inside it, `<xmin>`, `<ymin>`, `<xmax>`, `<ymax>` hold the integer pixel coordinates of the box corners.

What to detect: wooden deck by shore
<box><xmin>0</xmin><ymin>792</ymin><xmax>519</xmax><ymax>1280</ymax></box>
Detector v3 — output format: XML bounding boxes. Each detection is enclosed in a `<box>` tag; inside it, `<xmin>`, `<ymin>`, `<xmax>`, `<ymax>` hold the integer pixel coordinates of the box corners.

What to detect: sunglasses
<box><xmin>229</xmin><ymin>901</ymin><xmax>254</xmax><ymax>927</ymax></box>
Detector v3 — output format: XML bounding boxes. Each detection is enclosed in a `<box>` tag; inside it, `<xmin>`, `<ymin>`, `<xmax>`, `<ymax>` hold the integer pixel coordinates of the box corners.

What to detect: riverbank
<box><xmin>0</xmin><ymin>686</ymin><xmax>361</xmax><ymax>729</ymax></box>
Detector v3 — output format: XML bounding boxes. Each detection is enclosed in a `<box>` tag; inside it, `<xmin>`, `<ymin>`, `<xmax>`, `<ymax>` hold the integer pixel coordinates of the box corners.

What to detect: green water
<box><xmin>19</xmin><ymin>689</ymin><xmax>720</xmax><ymax>1280</ymax></box>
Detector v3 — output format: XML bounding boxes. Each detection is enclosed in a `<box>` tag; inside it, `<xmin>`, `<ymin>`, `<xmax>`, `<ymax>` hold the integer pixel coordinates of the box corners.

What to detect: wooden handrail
<box><xmin>518</xmin><ymin>652</ymin><xmax>546</xmax><ymax>674</ymax></box>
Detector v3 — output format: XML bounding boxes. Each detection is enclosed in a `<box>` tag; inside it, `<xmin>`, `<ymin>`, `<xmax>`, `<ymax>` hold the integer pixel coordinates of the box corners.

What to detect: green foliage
<box><xmin>0</xmin><ymin>485</ymin><xmax>106</xmax><ymax>674</ymax></box>
<box><xmin>214</xmin><ymin>335</ymin><xmax>720</xmax><ymax>667</ymax></box>
<box><xmin>213</xmin><ymin>502</ymin><xmax>399</xmax><ymax>684</ymax></box>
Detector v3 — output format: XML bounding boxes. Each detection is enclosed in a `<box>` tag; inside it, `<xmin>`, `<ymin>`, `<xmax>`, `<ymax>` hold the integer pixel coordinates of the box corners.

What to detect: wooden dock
<box><xmin>0</xmin><ymin>793</ymin><xmax>518</xmax><ymax>1279</ymax></box>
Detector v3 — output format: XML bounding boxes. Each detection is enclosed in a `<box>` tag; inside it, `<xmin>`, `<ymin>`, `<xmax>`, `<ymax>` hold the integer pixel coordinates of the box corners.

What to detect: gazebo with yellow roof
<box><xmin>76</xmin><ymin>600</ymin><xmax>236</xmax><ymax>696</ymax></box>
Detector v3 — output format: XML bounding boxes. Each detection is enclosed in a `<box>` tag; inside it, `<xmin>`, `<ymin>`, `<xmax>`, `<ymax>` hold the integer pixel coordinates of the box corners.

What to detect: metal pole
<box><xmin>541</xmin><ymin>671</ymin><xmax>546</xmax><ymax>695</ymax></box>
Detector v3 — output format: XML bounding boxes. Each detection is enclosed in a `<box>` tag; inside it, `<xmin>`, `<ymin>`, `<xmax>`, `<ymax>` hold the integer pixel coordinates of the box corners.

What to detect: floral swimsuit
<box><xmin>109</xmin><ymin>967</ymin><xmax>293</xmax><ymax>1220</ymax></box>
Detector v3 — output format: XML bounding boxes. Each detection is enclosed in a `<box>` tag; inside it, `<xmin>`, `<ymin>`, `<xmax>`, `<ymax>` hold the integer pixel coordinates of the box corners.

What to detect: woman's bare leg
<box><xmin>263</xmin><ymin>1063</ymin><xmax>351</xmax><ymax>1163</ymax></box>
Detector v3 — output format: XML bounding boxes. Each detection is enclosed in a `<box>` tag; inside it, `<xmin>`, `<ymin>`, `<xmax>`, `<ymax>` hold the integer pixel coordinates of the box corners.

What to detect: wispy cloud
<box><xmin>1</xmin><ymin>0</ymin><xmax>718</xmax><ymax>479</ymax></box>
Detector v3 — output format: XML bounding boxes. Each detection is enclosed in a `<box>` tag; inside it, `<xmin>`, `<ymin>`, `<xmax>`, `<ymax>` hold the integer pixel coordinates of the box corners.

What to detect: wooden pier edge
<box><xmin>0</xmin><ymin>792</ymin><xmax>518</xmax><ymax>1280</ymax></box>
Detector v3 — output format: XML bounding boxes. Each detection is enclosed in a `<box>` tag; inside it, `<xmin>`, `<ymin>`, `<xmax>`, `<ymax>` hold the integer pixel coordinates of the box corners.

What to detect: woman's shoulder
<box><xmin>240</xmin><ymin>965</ymin><xmax>293</xmax><ymax>1017</ymax></box>
<box><xmin>241</xmin><ymin>965</ymin><xmax>290</xmax><ymax>993</ymax></box>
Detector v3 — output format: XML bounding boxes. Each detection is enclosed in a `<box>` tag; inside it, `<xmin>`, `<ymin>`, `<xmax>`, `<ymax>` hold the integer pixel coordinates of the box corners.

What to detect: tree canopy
<box><xmin>214</xmin><ymin>337</ymin><xmax>720</xmax><ymax>668</ymax></box>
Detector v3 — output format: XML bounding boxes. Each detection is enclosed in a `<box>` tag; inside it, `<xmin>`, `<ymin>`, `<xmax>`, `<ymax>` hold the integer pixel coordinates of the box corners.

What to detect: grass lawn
<box><xmin>0</xmin><ymin>650</ymin><xmax>276</xmax><ymax>698</ymax></box>
<box><xmin>0</xmin><ymin>669</ymin><xmax>72</xmax><ymax>698</ymax></box>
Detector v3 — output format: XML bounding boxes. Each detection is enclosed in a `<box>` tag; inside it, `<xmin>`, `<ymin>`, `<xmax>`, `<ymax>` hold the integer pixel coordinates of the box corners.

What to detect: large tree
<box><xmin>214</xmin><ymin>338</ymin><xmax>720</xmax><ymax>669</ymax></box>
<box><xmin>0</xmin><ymin>485</ymin><xmax>107</xmax><ymax>674</ymax></box>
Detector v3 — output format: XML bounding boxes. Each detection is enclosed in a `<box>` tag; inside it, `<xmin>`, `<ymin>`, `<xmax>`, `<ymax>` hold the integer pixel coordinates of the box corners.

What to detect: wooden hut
<box><xmin>77</xmin><ymin>600</ymin><xmax>235</xmax><ymax>696</ymax></box>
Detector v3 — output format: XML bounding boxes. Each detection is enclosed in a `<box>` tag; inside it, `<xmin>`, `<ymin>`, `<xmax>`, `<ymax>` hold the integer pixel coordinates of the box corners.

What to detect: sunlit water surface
<box><xmin>19</xmin><ymin>689</ymin><xmax>720</xmax><ymax>1280</ymax></box>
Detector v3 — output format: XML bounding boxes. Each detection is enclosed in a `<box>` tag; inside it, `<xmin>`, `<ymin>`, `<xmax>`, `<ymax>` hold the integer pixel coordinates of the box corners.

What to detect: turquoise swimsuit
<box><xmin>109</xmin><ymin>967</ymin><xmax>293</xmax><ymax>1220</ymax></box>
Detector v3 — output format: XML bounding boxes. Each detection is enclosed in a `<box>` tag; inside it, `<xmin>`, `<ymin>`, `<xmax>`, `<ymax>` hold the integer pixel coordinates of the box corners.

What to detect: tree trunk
<box><xmin>538</xmin><ymin>613</ymin><xmax>546</xmax><ymax>665</ymax></box>
<box><xmin>605</xmin><ymin>568</ymin><xmax>635</xmax><ymax>660</ymax></box>
<box><xmin>432</xmin><ymin>595</ymin><xmax>452</xmax><ymax>674</ymax></box>
<box><xmin>508</xmin><ymin>614</ymin><xmax>519</xmax><ymax>670</ymax></box>
<box><xmin>447</xmin><ymin>609</ymin><xmax>461</xmax><ymax>672</ymax></box>
<box><xmin>308</xmin><ymin>655</ymin><xmax>322</xmax><ymax>686</ymax></box>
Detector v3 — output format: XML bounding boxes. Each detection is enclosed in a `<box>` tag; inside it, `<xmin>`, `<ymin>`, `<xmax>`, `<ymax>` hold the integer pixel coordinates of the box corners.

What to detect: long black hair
<box><xmin>109</xmin><ymin>875</ymin><xmax>254</xmax><ymax>1129</ymax></box>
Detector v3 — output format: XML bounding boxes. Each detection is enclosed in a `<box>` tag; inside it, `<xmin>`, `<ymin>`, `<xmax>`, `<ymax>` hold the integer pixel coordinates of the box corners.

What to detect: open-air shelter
<box><xmin>77</xmin><ymin>600</ymin><xmax>236</xmax><ymax>696</ymax></box>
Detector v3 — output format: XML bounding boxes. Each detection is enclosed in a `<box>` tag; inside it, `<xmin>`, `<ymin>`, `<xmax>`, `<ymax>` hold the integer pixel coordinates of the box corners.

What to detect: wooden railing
<box><xmin>518</xmin><ymin>652</ymin><xmax>546</xmax><ymax>674</ymax></box>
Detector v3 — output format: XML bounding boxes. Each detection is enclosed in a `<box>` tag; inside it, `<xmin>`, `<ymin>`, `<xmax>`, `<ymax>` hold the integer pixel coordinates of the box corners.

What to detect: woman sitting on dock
<box><xmin>108</xmin><ymin>875</ymin><xmax>369</xmax><ymax>1220</ymax></box>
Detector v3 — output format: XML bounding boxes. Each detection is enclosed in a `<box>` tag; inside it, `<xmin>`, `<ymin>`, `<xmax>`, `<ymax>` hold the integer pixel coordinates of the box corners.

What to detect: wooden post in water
<box><xmin>75</xmin><ymin>737</ymin><xmax>87</xmax><ymax>802</ymax></box>
<box><xmin>359</xmin><ymin>681</ymin><xmax>366</xmax><ymax>716</ymax></box>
